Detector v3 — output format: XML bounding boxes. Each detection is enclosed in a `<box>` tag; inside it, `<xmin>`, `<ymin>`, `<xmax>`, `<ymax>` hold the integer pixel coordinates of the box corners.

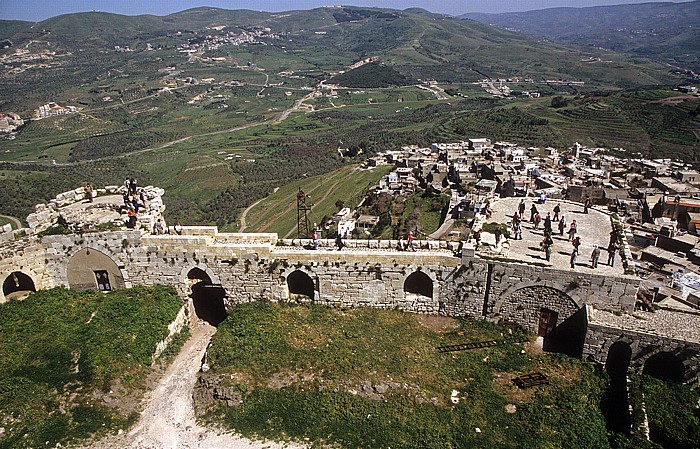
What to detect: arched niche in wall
<box><xmin>2</xmin><ymin>271</ymin><xmax>36</xmax><ymax>299</ymax></box>
<box><xmin>404</xmin><ymin>270</ymin><xmax>433</xmax><ymax>299</ymax></box>
<box><xmin>286</xmin><ymin>269</ymin><xmax>316</xmax><ymax>302</ymax></box>
<box><xmin>67</xmin><ymin>248</ymin><xmax>125</xmax><ymax>292</ymax></box>
<box><xmin>187</xmin><ymin>267</ymin><xmax>227</xmax><ymax>326</ymax></box>
<box><xmin>643</xmin><ymin>351</ymin><xmax>685</xmax><ymax>382</ymax></box>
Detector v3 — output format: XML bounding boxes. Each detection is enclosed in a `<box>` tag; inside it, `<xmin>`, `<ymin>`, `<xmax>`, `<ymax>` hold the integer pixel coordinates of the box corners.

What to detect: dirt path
<box><xmin>88</xmin><ymin>323</ymin><xmax>303</xmax><ymax>449</ymax></box>
<box><xmin>0</xmin><ymin>214</ymin><xmax>22</xmax><ymax>229</ymax></box>
<box><xmin>239</xmin><ymin>198</ymin><xmax>264</xmax><ymax>232</ymax></box>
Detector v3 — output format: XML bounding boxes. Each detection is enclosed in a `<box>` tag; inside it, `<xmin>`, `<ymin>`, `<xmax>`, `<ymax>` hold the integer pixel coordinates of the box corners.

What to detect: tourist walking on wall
<box><xmin>312</xmin><ymin>228</ymin><xmax>319</xmax><ymax>250</ymax></box>
<box><xmin>567</xmin><ymin>219</ymin><xmax>578</xmax><ymax>241</ymax></box>
<box><xmin>530</xmin><ymin>203</ymin><xmax>538</xmax><ymax>223</ymax></box>
<box><xmin>518</xmin><ymin>199</ymin><xmax>526</xmax><ymax>218</ymax></box>
<box><xmin>174</xmin><ymin>221</ymin><xmax>183</xmax><ymax>235</ymax></box>
<box><xmin>543</xmin><ymin>212</ymin><xmax>552</xmax><ymax>236</ymax></box>
<box><xmin>584</xmin><ymin>197</ymin><xmax>592</xmax><ymax>214</ymax></box>
<box><xmin>591</xmin><ymin>245</ymin><xmax>601</xmax><ymax>269</ymax></box>
<box><xmin>553</xmin><ymin>203</ymin><xmax>561</xmax><ymax>221</ymax></box>
<box><xmin>542</xmin><ymin>235</ymin><xmax>553</xmax><ymax>261</ymax></box>
<box><xmin>335</xmin><ymin>233</ymin><xmax>345</xmax><ymax>251</ymax></box>
<box><xmin>608</xmin><ymin>240</ymin><xmax>619</xmax><ymax>267</ymax></box>
<box><xmin>571</xmin><ymin>236</ymin><xmax>581</xmax><ymax>269</ymax></box>
<box><xmin>85</xmin><ymin>184</ymin><xmax>93</xmax><ymax>203</ymax></box>
<box><xmin>558</xmin><ymin>215</ymin><xmax>566</xmax><ymax>236</ymax></box>
<box><xmin>127</xmin><ymin>207</ymin><xmax>137</xmax><ymax>229</ymax></box>
<box><xmin>154</xmin><ymin>219</ymin><xmax>165</xmax><ymax>235</ymax></box>
<box><xmin>406</xmin><ymin>230</ymin><xmax>415</xmax><ymax>251</ymax></box>
<box><xmin>513</xmin><ymin>214</ymin><xmax>522</xmax><ymax>240</ymax></box>
<box><xmin>534</xmin><ymin>212</ymin><xmax>541</xmax><ymax>230</ymax></box>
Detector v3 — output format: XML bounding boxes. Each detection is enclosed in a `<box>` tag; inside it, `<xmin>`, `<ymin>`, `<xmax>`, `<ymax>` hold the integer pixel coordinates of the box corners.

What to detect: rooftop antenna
<box><xmin>297</xmin><ymin>188</ymin><xmax>313</xmax><ymax>239</ymax></box>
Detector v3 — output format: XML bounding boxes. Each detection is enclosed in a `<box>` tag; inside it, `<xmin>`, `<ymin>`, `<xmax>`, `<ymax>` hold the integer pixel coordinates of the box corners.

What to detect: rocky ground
<box><xmin>82</xmin><ymin>323</ymin><xmax>304</xmax><ymax>449</ymax></box>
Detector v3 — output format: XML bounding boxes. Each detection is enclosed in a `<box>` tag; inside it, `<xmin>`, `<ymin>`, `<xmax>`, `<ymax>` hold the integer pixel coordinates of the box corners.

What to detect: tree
<box><xmin>335</xmin><ymin>199</ymin><xmax>345</xmax><ymax>211</ymax></box>
<box><xmin>551</xmin><ymin>96</ymin><xmax>568</xmax><ymax>108</ymax></box>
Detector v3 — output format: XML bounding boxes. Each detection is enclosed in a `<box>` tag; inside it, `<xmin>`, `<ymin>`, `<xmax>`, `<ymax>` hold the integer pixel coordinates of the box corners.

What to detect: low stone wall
<box><xmin>151</xmin><ymin>304</ymin><xmax>189</xmax><ymax>363</ymax></box>
<box><xmin>25</xmin><ymin>185</ymin><xmax>166</xmax><ymax>235</ymax></box>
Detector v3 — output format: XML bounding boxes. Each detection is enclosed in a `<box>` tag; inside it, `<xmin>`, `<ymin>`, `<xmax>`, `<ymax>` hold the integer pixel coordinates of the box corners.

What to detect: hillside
<box><xmin>0</xmin><ymin>6</ymin><xmax>684</xmax><ymax>92</ymax></box>
<box><xmin>0</xmin><ymin>5</ymin><xmax>696</xmax><ymax>228</ymax></box>
<box><xmin>462</xmin><ymin>1</ymin><xmax>700</xmax><ymax>72</ymax></box>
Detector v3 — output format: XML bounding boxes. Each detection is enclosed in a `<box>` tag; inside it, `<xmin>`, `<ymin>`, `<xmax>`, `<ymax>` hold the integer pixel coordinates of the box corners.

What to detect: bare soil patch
<box><xmin>417</xmin><ymin>314</ymin><xmax>460</xmax><ymax>333</ymax></box>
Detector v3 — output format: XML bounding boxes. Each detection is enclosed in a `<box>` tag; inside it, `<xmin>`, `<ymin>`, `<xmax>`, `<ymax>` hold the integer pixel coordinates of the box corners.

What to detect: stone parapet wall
<box><xmin>0</xmin><ymin>229</ymin><xmax>638</xmax><ymax>329</ymax></box>
<box><xmin>278</xmin><ymin>238</ymin><xmax>461</xmax><ymax>252</ymax></box>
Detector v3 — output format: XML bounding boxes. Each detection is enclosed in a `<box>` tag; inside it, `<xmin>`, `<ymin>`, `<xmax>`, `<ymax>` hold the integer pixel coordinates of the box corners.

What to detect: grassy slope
<box><xmin>203</xmin><ymin>302</ymin><xmax>609</xmax><ymax>449</ymax></box>
<box><xmin>242</xmin><ymin>164</ymin><xmax>391</xmax><ymax>235</ymax></box>
<box><xmin>0</xmin><ymin>286</ymin><xmax>183</xmax><ymax>449</ymax></box>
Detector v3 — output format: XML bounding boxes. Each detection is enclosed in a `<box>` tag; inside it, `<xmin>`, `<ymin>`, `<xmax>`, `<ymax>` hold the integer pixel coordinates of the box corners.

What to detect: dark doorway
<box><xmin>538</xmin><ymin>308</ymin><xmax>558</xmax><ymax>337</ymax></box>
<box><xmin>2</xmin><ymin>271</ymin><xmax>36</xmax><ymax>299</ymax></box>
<box><xmin>542</xmin><ymin>307</ymin><xmax>586</xmax><ymax>357</ymax></box>
<box><xmin>287</xmin><ymin>270</ymin><xmax>315</xmax><ymax>301</ymax></box>
<box><xmin>188</xmin><ymin>268</ymin><xmax>227</xmax><ymax>326</ymax></box>
<box><xmin>601</xmin><ymin>341</ymin><xmax>632</xmax><ymax>433</ymax></box>
<box><xmin>404</xmin><ymin>271</ymin><xmax>433</xmax><ymax>298</ymax></box>
<box><xmin>643</xmin><ymin>352</ymin><xmax>685</xmax><ymax>382</ymax></box>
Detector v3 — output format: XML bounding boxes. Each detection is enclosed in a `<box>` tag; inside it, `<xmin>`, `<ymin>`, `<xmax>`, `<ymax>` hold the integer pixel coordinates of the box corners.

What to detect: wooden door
<box><xmin>538</xmin><ymin>308</ymin><xmax>558</xmax><ymax>337</ymax></box>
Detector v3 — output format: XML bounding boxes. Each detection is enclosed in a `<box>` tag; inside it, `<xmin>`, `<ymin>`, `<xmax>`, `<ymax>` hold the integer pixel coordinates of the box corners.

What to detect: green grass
<box><xmin>242</xmin><ymin>164</ymin><xmax>391</xmax><ymax>236</ymax></box>
<box><xmin>202</xmin><ymin>302</ymin><xmax>610</xmax><ymax>449</ymax></box>
<box><xmin>0</xmin><ymin>286</ymin><xmax>184</xmax><ymax>449</ymax></box>
<box><xmin>633</xmin><ymin>375</ymin><xmax>700</xmax><ymax>449</ymax></box>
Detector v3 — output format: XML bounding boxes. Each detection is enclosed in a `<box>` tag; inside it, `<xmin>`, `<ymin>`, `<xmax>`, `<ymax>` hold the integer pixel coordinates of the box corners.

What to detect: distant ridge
<box><xmin>461</xmin><ymin>1</ymin><xmax>700</xmax><ymax>71</ymax></box>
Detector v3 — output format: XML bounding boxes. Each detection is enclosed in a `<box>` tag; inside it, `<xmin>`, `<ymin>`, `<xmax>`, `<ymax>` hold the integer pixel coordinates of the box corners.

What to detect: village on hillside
<box><xmin>332</xmin><ymin>137</ymin><xmax>700</xmax><ymax>313</ymax></box>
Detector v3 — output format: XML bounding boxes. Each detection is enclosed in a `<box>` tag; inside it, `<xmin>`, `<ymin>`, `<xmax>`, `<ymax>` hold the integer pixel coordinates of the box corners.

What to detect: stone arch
<box><xmin>67</xmin><ymin>248</ymin><xmax>125</xmax><ymax>291</ymax></box>
<box><xmin>494</xmin><ymin>284</ymin><xmax>580</xmax><ymax>334</ymax></box>
<box><xmin>179</xmin><ymin>263</ymin><xmax>221</xmax><ymax>288</ymax></box>
<box><xmin>643</xmin><ymin>351</ymin><xmax>685</xmax><ymax>382</ymax></box>
<box><xmin>597</xmin><ymin>335</ymin><xmax>640</xmax><ymax>366</ymax></box>
<box><xmin>186</xmin><ymin>267</ymin><xmax>227</xmax><ymax>326</ymax></box>
<box><xmin>2</xmin><ymin>271</ymin><xmax>36</xmax><ymax>299</ymax></box>
<box><xmin>403</xmin><ymin>270</ymin><xmax>434</xmax><ymax>299</ymax></box>
<box><xmin>286</xmin><ymin>269</ymin><xmax>317</xmax><ymax>302</ymax></box>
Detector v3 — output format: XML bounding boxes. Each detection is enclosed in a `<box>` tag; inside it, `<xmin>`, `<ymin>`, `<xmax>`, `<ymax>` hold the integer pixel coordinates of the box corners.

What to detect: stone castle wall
<box><xmin>584</xmin><ymin>317</ymin><xmax>700</xmax><ymax>383</ymax></box>
<box><xmin>0</xmin><ymin>228</ymin><xmax>639</xmax><ymax>325</ymax></box>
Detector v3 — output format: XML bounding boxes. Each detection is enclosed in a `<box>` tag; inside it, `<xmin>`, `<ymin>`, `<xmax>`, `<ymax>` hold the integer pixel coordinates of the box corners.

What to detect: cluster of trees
<box><xmin>331</xmin><ymin>62</ymin><xmax>412</xmax><ymax>88</ymax></box>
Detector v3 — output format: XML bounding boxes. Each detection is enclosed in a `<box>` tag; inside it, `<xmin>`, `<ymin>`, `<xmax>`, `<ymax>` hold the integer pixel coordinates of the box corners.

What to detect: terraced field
<box><xmin>553</xmin><ymin>102</ymin><xmax>652</xmax><ymax>149</ymax></box>
<box><xmin>242</xmin><ymin>164</ymin><xmax>391</xmax><ymax>236</ymax></box>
